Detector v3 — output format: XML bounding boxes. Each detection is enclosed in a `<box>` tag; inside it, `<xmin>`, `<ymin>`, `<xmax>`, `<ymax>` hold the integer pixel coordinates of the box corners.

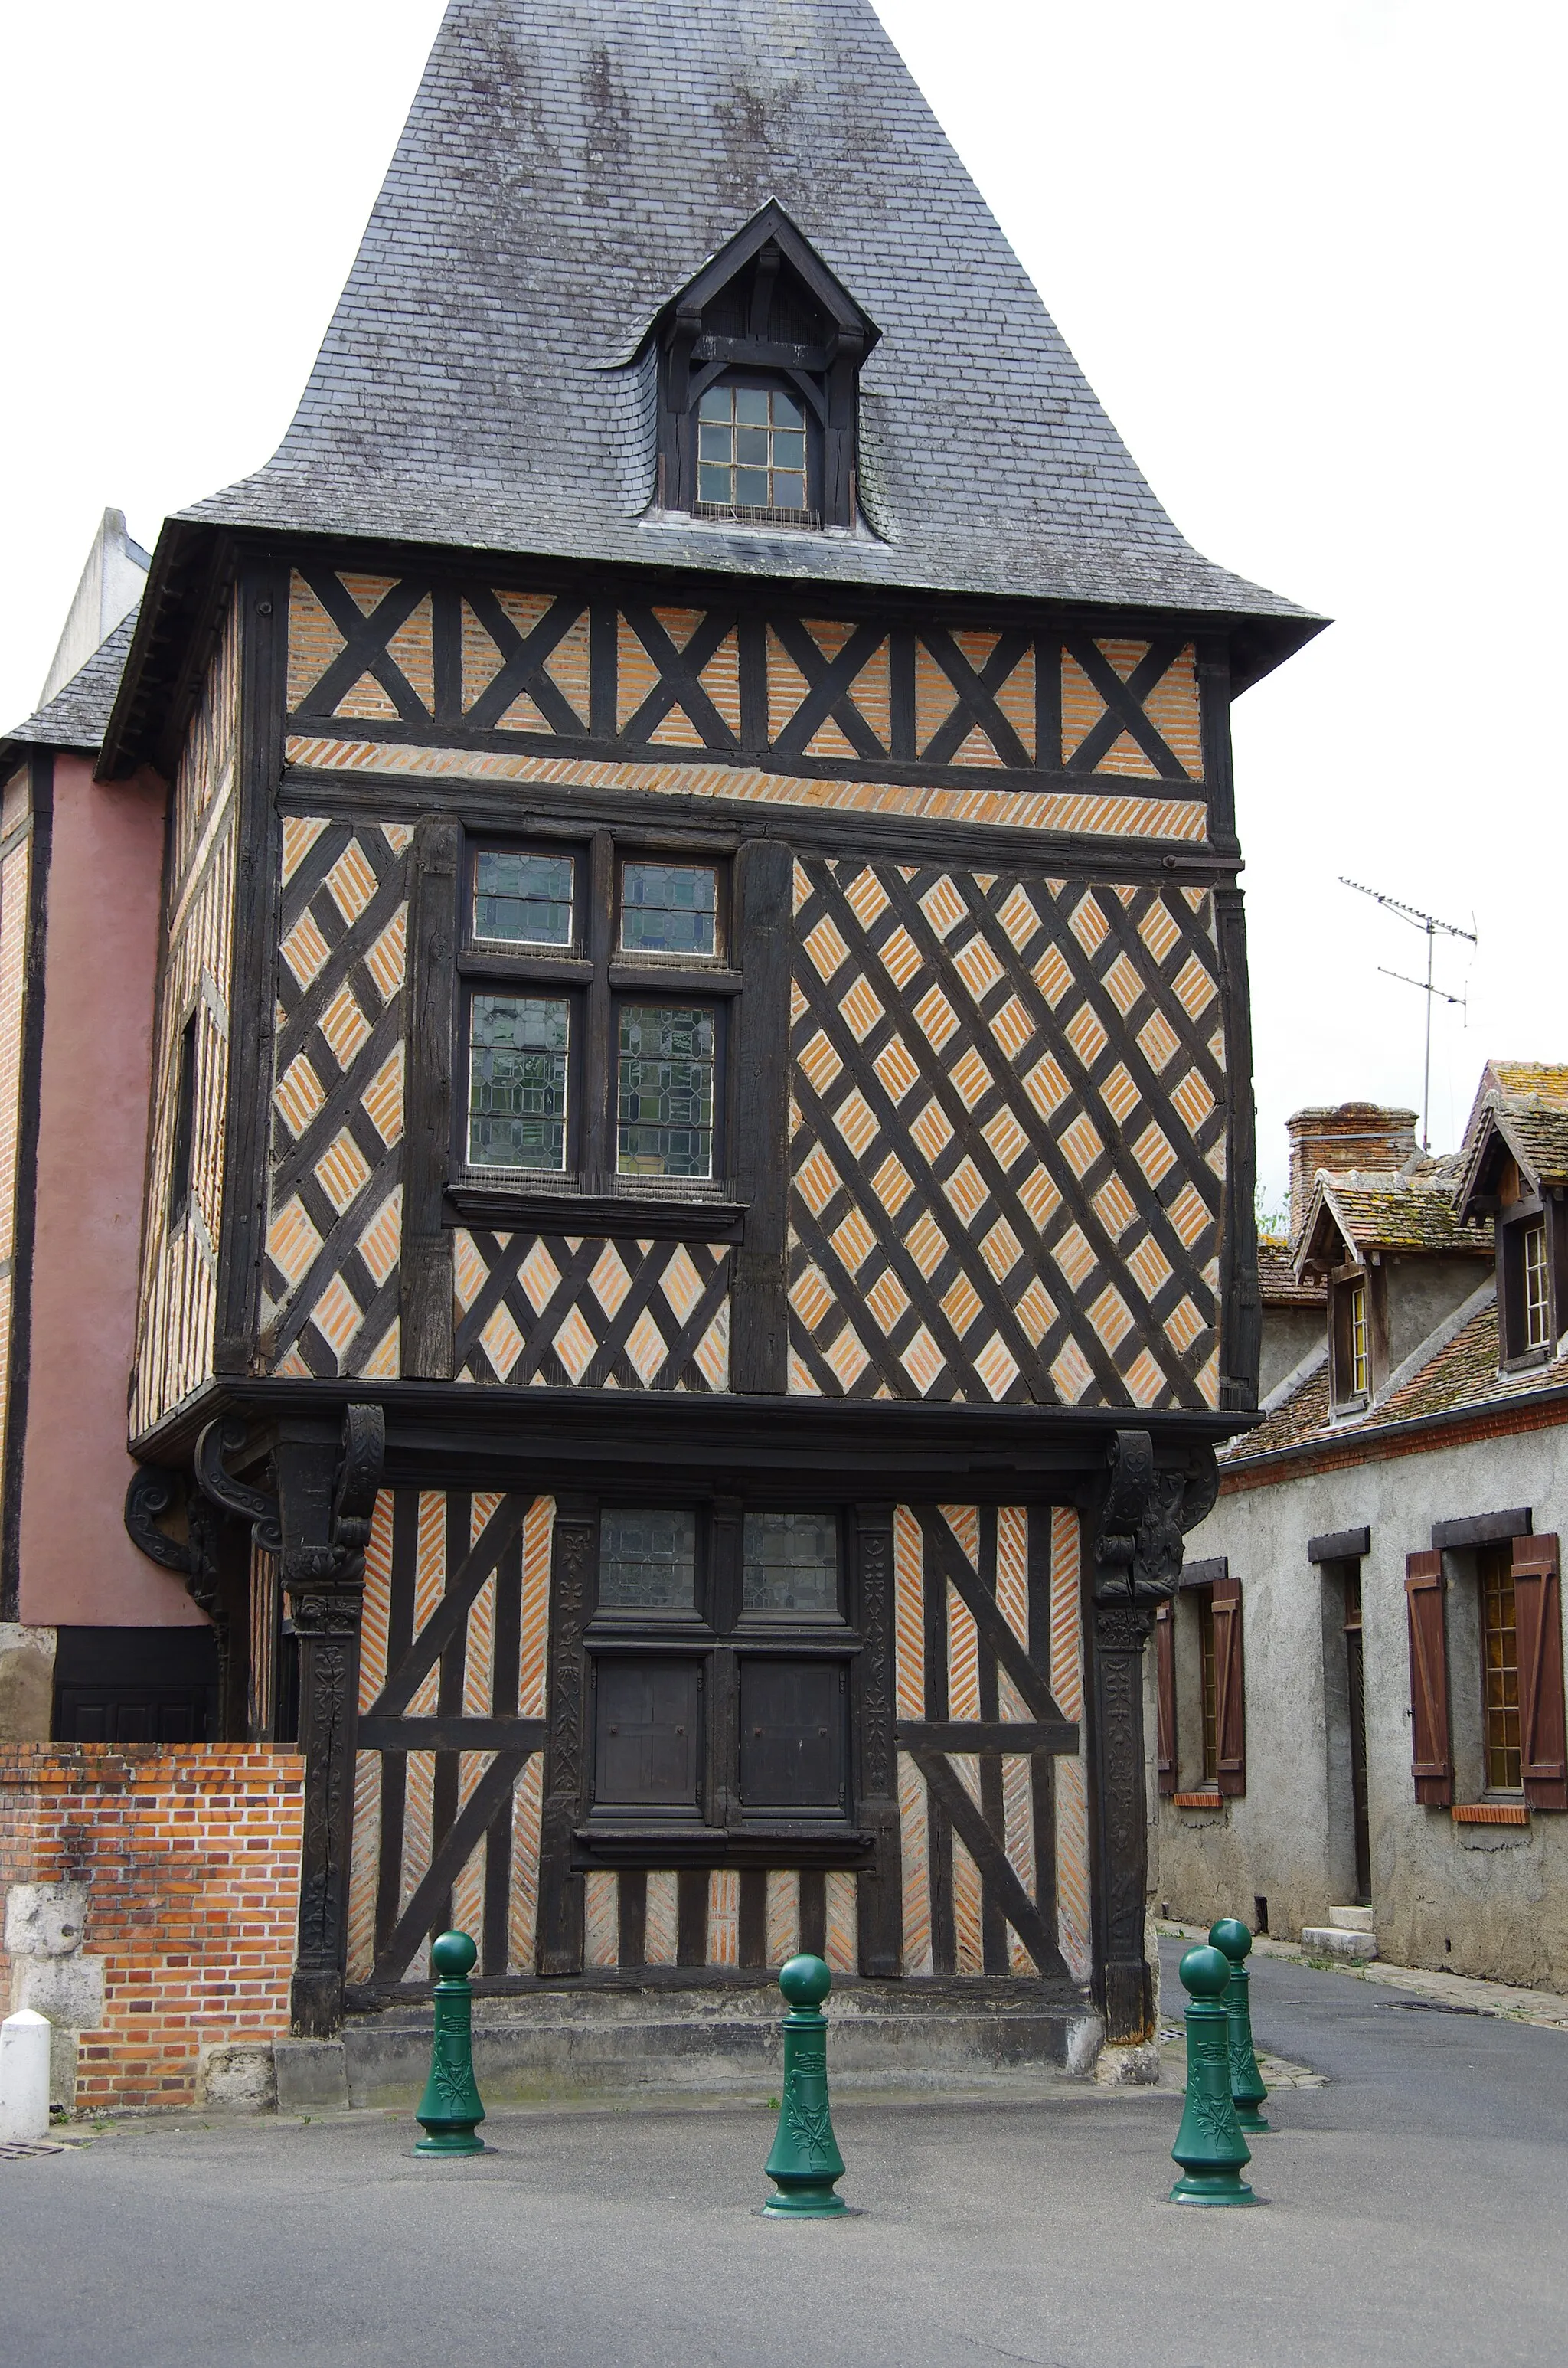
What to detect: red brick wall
<box><xmin>0</xmin><ymin>1745</ymin><xmax>303</xmax><ymax>2111</ymax></box>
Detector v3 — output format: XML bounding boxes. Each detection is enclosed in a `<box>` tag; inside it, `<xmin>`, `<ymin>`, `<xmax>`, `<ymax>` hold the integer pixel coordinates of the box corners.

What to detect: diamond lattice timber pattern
<box><xmin>263</xmin><ymin>818</ymin><xmax>410</xmax><ymax>1379</ymax></box>
<box><xmin>787</xmin><ymin>856</ymin><xmax>1227</xmax><ymax>1408</ymax></box>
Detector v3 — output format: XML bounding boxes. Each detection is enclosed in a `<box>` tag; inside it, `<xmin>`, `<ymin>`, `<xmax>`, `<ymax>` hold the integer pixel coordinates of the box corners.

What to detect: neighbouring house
<box><xmin>0</xmin><ymin>0</ymin><xmax>1323</xmax><ymax>2111</ymax></box>
<box><xmin>1160</xmin><ymin>1071</ymin><xmax>1568</xmax><ymax>1990</ymax></box>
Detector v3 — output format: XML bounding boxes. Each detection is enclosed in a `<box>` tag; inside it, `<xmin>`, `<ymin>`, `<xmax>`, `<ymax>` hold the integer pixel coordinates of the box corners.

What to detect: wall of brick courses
<box><xmin>0</xmin><ymin>1744</ymin><xmax>302</xmax><ymax>2110</ymax></box>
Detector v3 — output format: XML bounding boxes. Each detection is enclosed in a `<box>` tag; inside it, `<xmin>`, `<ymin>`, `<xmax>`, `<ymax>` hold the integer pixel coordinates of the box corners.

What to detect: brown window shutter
<box><xmin>1406</xmin><ymin>1549</ymin><xmax>1452</xmax><ymax>1805</ymax></box>
<box><xmin>1155</xmin><ymin>1601</ymin><xmax>1176</xmax><ymax>1797</ymax></box>
<box><xmin>1210</xmin><ymin>1574</ymin><xmax>1246</xmax><ymax>1797</ymax></box>
<box><xmin>1512</xmin><ymin>1535</ymin><xmax>1567</xmax><ymax>1810</ymax></box>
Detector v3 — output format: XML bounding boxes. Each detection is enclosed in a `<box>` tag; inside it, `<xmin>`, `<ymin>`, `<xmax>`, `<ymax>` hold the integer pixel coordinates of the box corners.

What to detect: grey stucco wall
<box><xmin>1155</xmin><ymin>1415</ymin><xmax>1568</xmax><ymax>1989</ymax></box>
<box><xmin>1258</xmin><ymin>1306</ymin><xmax>1325</xmax><ymax>1400</ymax></box>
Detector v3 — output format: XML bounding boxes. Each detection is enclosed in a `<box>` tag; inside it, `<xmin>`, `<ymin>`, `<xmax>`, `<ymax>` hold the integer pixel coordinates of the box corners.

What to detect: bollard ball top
<box><xmin>1209</xmin><ymin>1917</ymin><xmax>1253</xmax><ymax>1964</ymax></box>
<box><xmin>431</xmin><ymin>1930</ymin><xmax>478</xmax><ymax>1979</ymax></box>
<box><xmin>1178</xmin><ymin>1944</ymin><xmax>1231</xmax><ymax>2001</ymax></box>
<box><xmin>779</xmin><ymin>1953</ymin><xmax>832</xmax><ymax>2010</ymax></box>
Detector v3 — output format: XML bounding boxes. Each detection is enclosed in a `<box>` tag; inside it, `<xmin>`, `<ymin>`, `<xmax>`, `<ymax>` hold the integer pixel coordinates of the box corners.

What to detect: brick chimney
<box><xmin>1286</xmin><ymin>1103</ymin><xmax>1419</xmax><ymax>1241</ymax></box>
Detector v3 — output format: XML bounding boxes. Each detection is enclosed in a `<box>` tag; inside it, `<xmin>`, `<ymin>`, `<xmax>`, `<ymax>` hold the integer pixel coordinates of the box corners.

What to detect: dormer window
<box><xmin>697</xmin><ymin>384</ymin><xmax>811</xmax><ymax>522</ymax></box>
<box><xmin>652</xmin><ymin>201</ymin><xmax>878</xmax><ymax>532</ymax></box>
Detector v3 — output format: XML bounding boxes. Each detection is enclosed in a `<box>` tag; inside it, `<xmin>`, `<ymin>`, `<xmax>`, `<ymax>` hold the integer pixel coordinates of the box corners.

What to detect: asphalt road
<box><xmin>5</xmin><ymin>1941</ymin><xmax>1565</xmax><ymax>2368</ymax></box>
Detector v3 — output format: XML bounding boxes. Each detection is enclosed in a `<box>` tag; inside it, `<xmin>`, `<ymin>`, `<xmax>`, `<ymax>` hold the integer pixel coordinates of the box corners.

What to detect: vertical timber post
<box><xmin>853</xmin><ymin>1503</ymin><xmax>902</xmax><ymax>1977</ymax></box>
<box><xmin>261</xmin><ymin>1407</ymin><xmax>384</xmax><ymax>2037</ymax></box>
<box><xmin>537</xmin><ymin>1493</ymin><xmax>594</xmax><ymax>1974</ymax></box>
<box><xmin>1087</xmin><ymin>1429</ymin><xmax>1216</xmax><ymax>2048</ymax></box>
<box><xmin>1088</xmin><ymin>1597</ymin><xmax>1155</xmax><ymax>2043</ymax></box>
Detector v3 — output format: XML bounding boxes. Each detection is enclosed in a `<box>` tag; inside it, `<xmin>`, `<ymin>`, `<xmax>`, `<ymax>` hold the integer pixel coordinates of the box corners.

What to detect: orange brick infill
<box><xmin>0</xmin><ymin>1745</ymin><xmax>304</xmax><ymax>2111</ymax></box>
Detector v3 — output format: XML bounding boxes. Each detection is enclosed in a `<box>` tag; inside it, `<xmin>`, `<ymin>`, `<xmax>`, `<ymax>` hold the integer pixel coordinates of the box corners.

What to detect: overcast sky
<box><xmin>4</xmin><ymin>1</ymin><xmax>1562</xmax><ymax>1209</ymax></box>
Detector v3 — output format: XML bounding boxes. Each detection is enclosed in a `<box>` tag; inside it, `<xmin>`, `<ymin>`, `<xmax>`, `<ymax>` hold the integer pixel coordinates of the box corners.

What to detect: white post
<box><xmin>0</xmin><ymin>2008</ymin><xmax>52</xmax><ymax>2141</ymax></box>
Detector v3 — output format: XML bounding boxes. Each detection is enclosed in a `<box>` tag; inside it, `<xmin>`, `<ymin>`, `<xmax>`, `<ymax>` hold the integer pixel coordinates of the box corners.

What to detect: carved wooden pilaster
<box><xmin>193</xmin><ymin>1405</ymin><xmax>384</xmax><ymax>2035</ymax></box>
<box><xmin>853</xmin><ymin>1503</ymin><xmax>902</xmax><ymax>1977</ymax></box>
<box><xmin>1087</xmin><ymin>1430</ymin><xmax>1220</xmax><ymax>2043</ymax></box>
<box><xmin>1087</xmin><ymin>1598</ymin><xmax>1155</xmax><ymax>2043</ymax></box>
<box><xmin>537</xmin><ymin>1495</ymin><xmax>594</xmax><ymax>1975</ymax></box>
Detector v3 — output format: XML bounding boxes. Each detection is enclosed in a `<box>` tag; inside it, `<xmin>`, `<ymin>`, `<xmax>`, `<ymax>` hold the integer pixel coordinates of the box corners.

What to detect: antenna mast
<box><xmin>1338</xmin><ymin>878</ymin><xmax>1476</xmax><ymax>1150</ymax></box>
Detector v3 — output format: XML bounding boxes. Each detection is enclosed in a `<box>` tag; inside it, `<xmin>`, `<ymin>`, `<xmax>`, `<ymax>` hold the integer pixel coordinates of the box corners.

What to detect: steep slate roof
<box><xmin>178</xmin><ymin>0</ymin><xmax>1318</xmax><ymax>640</ymax></box>
<box><xmin>2</xmin><ymin>610</ymin><xmax>139</xmax><ymax>760</ymax></box>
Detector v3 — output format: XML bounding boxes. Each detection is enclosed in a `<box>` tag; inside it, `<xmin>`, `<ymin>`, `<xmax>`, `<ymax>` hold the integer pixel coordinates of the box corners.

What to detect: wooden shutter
<box><xmin>1155</xmin><ymin>1601</ymin><xmax>1176</xmax><ymax>1797</ymax></box>
<box><xmin>1405</xmin><ymin>1549</ymin><xmax>1452</xmax><ymax>1805</ymax></box>
<box><xmin>1513</xmin><ymin>1535</ymin><xmax>1567</xmax><ymax>1811</ymax></box>
<box><xmin>1210</xmin><ymin>1574</ymin><xmax>1246</xmax><ymax>1797</ymax></box>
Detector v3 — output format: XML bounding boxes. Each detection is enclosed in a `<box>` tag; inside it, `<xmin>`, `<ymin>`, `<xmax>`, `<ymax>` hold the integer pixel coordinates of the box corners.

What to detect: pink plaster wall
<box><xmin>18</xmin><ymin>754</ymin><xmax>203</xmax><ymax>1626</ymax></box>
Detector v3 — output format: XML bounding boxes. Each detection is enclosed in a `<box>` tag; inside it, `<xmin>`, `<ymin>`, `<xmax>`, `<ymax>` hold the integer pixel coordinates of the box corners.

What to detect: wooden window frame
<box><xmin>1499</xmin><ymin>1199</ymin><xmax>1555</xmax><ymax>1371</ymax></box>
<box><xmin>1478</xmin><ymin>1541</ymin><xmax>1524</xmax><ymax>1794</ymax></box>
<box><xmin>578</xmin><ymin>1498</ymin><xmax>867</xmax><ymax>1866</ymax></box>
<box><xmin>1330</xmin><ymin>1266</ymin><xmax>1373</xmax><ymax>1411</ymax></box>
<box><xmin>446</xmin><ymin>830</ymin><xmax>746</xmax><ymax>1235</ymax></box>
<box><xmin>166</xmin><ymin>1007</ymin><xmax>201</xmax><ymax>1232</ymax></box>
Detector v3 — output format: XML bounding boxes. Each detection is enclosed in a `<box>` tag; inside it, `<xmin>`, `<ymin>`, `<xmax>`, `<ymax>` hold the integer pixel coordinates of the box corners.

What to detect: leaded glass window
<box><xmin>621</xmin><ymin>863</ymin><xmax>717</xmax><ymax>957</ymax></box>
<box><xmin>599</xmin><ymin>1509</ymin><xmax>697</xmax><ymax>1611</ymax></box>
<box><xmin>468</xmin><ymin>994</ymin><xmax>568</xmax><ymax>1169</ymax></box>
<box><xmin>743</xmin><ymin>1513</ymin><xmax>839</xmax><ymax>1615</ymax></box>
<box><xmin>473</xmin><ymin>850</ymin><xmax>574</xmax><ymax>947</ymax></box>
<box><xmin>696</xmin><ymin>384</ymin><xmax>808</xmax><ymax>513</ymax></box>
<box><xmin>616</xmin><ymin>1004</ymin><xmax>714</xmax><ymax>1177</ymax></box>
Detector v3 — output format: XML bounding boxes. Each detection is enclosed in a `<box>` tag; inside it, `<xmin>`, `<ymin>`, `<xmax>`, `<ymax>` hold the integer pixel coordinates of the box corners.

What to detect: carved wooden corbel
<box><xmin>123</xmin><ymin>1464</ymin><xmax>224</xmax><ymax>1622</ymax></box>
<box><xmin>194</xmin><ymin>1418</ymin><xmax>283</xmax><ymax>1554</ymax></box>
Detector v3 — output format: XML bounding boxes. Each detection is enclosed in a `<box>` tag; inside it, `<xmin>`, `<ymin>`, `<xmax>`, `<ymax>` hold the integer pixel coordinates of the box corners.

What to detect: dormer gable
<box><xmin>1295</xmin><ymin>1168</ymin><xmax>1493</xmax><ymax>1414</ymax></box>
<box><xmin>651</xmin><ymin>202</ymin><xmax>880</xmax><ymax>531</ymax></box>
<box><xmin>1457</xmin><ymin>1063</ymin><xmax>1568</xmax><ymax>1369</ymax></box>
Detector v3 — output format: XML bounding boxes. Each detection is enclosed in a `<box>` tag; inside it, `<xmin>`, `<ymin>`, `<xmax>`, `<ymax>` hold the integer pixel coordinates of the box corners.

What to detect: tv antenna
<box><xmin>1339</xmin><ymin>878</ymin><xmax>1476</xmax><ymax>1150</ymax></box>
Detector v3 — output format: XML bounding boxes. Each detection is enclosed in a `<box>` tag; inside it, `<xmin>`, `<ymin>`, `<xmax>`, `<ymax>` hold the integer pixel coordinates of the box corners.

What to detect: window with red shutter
<box><xmin>1511</xmin><ymin>1534</ymin><xmax>1567</xmax><ymax>1811</ymax></box>
<box><xmin>1405</xmin><ymin>1549</ymin><xmax>1452</xmax><ymax>1805</ymax></box>
<box><xmin>1155</xmin><ymin>1601</ymin><xmax>1176</xmax><ymax>1797</ymax></box>
<box><xmin>1210</xmin><ymin>1574</ymin><xmax>1246</xmax><ymax>1797</ymax></box>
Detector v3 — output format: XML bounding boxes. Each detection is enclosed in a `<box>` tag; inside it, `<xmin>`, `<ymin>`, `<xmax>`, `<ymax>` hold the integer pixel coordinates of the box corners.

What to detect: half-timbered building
<box><xmin>1</xmin><ymin>0</ymin><xmax>1321</xmax><ymax>2093</ymax></box>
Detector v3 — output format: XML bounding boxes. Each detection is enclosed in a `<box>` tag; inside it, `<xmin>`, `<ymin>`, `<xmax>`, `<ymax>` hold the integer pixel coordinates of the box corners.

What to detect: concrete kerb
<box><xmin>1156</xmin><ymin>1918</ymin><xmax>1568</xmax><ymax>2029</ymax></box>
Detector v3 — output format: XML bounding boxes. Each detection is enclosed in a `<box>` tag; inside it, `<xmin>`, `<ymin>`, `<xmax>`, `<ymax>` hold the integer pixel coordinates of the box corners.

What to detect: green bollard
<box><xmin>1168</xmin><ymin>1944</ymin><xmax>1257</xmax><ymax>2206</ymax></box>
<box><xmin>763</xmin><ymin>1954</ymin><xmax>848</xmax><ymax>2216</ymax></box>
<box><xmin>413</xmin><ymin>1930</ymin><xmax>486</xmax><ymax>2156</ymax></box>
<box><xmin>1210</xmin><ymin>1916</ymin><xmax>1270</xmax><ymax>2132</ymax></box>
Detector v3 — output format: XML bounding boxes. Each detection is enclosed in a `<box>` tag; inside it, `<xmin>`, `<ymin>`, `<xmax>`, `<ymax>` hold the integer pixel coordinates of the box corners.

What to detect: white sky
<box><xmin>4</xmin><ymin>0</ymin><xmax>1563</xmax><ymax>1212</ymax></box>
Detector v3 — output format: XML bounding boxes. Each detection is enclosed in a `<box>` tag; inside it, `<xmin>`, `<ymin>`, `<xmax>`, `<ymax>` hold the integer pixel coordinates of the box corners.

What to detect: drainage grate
<box><xmin>0</xmin><ymin>2137</ymin><xmax>78</xmax><ymax>2159</ymax></box>
<box><xmin>1390</xmin><ymin>1999</ymin><xmax>1481</xmax><ymax>2016</ymax></box>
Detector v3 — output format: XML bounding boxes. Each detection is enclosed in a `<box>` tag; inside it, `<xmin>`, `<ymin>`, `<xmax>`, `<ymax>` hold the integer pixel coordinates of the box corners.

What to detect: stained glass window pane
<box><xmin>473</xmin><ymin>851</ymin><xmax>573</xmax><ymax>946</ymax></box>
<box><xmin>468</xmin><ymin>995</ymin><xmax>568</xmax><ymax>1169</ymax></box>
<box><xmin>616</xmin><ymin>1004</ymin><xmax>714</xmax><ymax>1178</ymax></box>
<box><xmin>743</xmin><ymin>1513</ymin><xmax>839</xmax><ymax>1614</ymax></box>
<box><xmin>620</xmin><ymin>863</ymin><xmax>717</xmax><ymax>956</ymax></box>
<box><xmin>599</xmin><ymin>1509</ymin><xmax>697</xmax><ymax>1609</ymax></box>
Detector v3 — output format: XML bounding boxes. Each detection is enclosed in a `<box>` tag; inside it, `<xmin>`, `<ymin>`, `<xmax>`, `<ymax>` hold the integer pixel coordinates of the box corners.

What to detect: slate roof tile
<box><xmin>178</xmin><ymin>0</ymin><xmax>1318</xmax><ymax>626</ymax></box>
<box><xmin>2</xmin><ymin>611</ymin><xmax>139</xmax><ymax>755</ymax></box>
